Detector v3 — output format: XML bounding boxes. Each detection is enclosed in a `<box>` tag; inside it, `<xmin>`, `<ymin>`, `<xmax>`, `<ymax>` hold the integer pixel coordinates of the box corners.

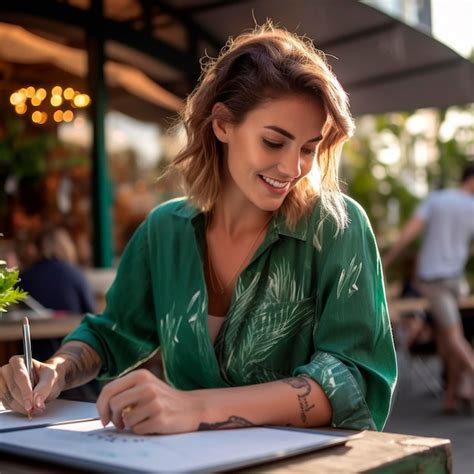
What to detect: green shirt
<box><xmin>65</xmin><ymin>196</ymin><xmax>397</xmax><ymax>431</ymax></box>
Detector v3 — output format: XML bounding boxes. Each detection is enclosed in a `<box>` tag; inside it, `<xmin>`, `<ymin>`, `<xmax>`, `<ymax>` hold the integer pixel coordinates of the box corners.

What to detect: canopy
<box><xmin>1</xmin><ymin>0</ymin><xmax>473</xmax><ymax>120</ymax></box>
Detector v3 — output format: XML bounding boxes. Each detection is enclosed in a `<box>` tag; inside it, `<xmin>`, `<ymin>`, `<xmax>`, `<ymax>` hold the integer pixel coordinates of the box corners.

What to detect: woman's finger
<box><xmin>108</xmin><ymin>384</ymin><xmax>155</xmax><ymax>429</ymax></box>
<box><xmin>1</xmin><ymin>363</ymin><xmax>29</xmax><ymax>414</ymax></box>
<box><xmin>7</xmin><ymin>356</ymin><xmax>35</xmax><ymax>413</ymax></box>
<box><xmin>97</xmin><ymin>376</ymin><xmax>136</xmax><ymax>426</ymax></box>
<box><xmin>0</xmin><ymin>382</ymin><xmax>27</xmax><ymax>415</ymax></box>
<box><xmin>32</xmin><ymin>364</ymin><xmax>59</xmax><ymax>411</ymax></box>
<box><xmin>121</xmin><ymin>399</ymin><xmax>157</xmax><ymax>431</ymax></box>
<box><xmin>97</xmin><ymin>370</ymin><xmax>155</xmax><ymax>426</ymax></box>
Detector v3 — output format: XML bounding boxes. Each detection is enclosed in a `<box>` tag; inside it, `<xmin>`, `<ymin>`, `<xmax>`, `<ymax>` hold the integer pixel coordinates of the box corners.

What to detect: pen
<box><xmin>22</xmin><ymin>316</ymin><xmax>34</xmax><ymax>419</ymax></box>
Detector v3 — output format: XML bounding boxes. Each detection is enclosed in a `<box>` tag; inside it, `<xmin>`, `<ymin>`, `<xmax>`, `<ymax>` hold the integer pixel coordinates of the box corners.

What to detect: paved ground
<box><xmin>385</xmin><ymin>350</ymin><xmax>473</xmax><ymax>474</ymax></box>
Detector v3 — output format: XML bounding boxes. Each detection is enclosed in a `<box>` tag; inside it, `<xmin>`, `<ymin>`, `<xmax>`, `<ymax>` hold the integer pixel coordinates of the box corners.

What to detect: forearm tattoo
<box><xmin>51</xmin><ymin>344</ymin><xmax>101</xmax><ymax>389</ymax></box>
<box><xmin>198</xmin><ymin>416</ymin><xmax>255</xmax><ymax>431</ymax></box>
<box><xmin>282</xmin><ymin>376</ymin><xmax>315</xmax><ymax>423</ymax></box>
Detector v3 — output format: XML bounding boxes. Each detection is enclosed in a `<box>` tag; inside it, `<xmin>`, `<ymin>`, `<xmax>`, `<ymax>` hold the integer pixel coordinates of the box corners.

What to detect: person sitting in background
<box><xmin>383</xmin><ymin>163</ymin><xmax>474</xmax><ymax>413</ymax></box>
<box><xmin>19</xmin><ymin>227</ymin><xmax>96</xmax><ymax>317</ymax></box>
<box><xmin>17</xmin><ymin>227</ymin><xmax>99</xmax><ymax>402</ymax></box>
<box><xmin>18</xmin><ymin>227</ymin><xmax>96</xmax><ymax>360</ymax></box>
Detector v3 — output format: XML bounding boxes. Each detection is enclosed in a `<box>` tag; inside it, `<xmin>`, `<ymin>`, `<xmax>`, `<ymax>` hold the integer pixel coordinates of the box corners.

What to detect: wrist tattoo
<box><xmin>282</xmin><ymin>376</ymin><xmax>315</xmax><ymax>423</ymax></box>
<box><xmin>53</xmin><ymin>344</ymin><xmax>101</xmax><ymax>388</ymax></box>
<box><xmin>198</xmin><ymin>416</ymin><xmax>255</xmax><ymax>431</ymax></box>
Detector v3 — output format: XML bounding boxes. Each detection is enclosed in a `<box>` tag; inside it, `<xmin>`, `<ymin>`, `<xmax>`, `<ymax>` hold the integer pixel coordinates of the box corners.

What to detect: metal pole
<box><xmin>87</xmin><ymin>0</ymin><xmax>113</xmax><ymax>267</ymax></box>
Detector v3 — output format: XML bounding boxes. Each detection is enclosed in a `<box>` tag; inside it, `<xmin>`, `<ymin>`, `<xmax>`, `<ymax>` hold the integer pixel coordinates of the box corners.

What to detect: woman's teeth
<box><xmin>260</xmin><ymin>175</ymin><xmax>289</xmax><ymax>189</ymax></box>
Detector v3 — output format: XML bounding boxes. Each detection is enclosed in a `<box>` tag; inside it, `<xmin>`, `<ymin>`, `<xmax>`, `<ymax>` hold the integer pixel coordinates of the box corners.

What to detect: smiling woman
<box><xmin>0</xmin><ymin>23</ymin><xmax>397</xmax><ymax>436</ymax></box>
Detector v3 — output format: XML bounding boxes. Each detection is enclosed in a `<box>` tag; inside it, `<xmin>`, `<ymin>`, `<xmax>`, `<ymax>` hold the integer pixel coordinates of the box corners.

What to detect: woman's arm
<box><xmin>195</xmin><ymin>375</ymin><xmax>332</xmax><ymax>430</ymax></box>
<box><xmin>96</xmin><ymin>370</ymin><xmax>331</xmax><ymax>434</ymax></box>
<box><xmin>47</xmin><ymin>341</ymin><xmax>102</xmax><ymax>392</ymax></box>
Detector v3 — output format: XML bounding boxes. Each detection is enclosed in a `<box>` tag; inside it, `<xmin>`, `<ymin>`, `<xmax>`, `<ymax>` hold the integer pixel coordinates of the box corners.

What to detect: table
<box><xmin>0</xmin><ymin>430</ymin><xmax>451</xmax><ymax>473</ymax></box>
<box><xmin>388</xmin><ymin>294</ymin><xmax>474</xmax><ymax>324</ymax></box>
<box><xmin>0</xmin><ymin>315</ymin><xmax>83</xmax><ymax>365</ymax></box>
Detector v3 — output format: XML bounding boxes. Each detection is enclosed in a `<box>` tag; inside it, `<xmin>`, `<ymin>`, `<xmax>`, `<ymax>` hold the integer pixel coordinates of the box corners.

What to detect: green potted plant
<box><xmin>0</xmin><ymin>237</ymin><xmax>27</xmax><ymax>313</ymax></box>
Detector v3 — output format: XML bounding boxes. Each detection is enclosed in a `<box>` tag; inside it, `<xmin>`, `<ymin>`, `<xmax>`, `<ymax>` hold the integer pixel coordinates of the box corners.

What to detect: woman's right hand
<box><xmin>0</xmin><ymin>356</ymin><xmax>63</xmax><ymax>416</ymax></box>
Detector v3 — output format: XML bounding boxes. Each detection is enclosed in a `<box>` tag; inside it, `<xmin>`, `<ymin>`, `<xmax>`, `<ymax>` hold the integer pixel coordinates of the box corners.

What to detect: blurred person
<box><xmin>18</xmin><ymin>227</ymin><xmax>96</xmax><ymax>361</ymax></box>
<box><xmin>19</xmin><ymin>227</ymin><xmax>95</xmax><ymax>317</ymax></box>
<box><xmin>1</xmin><ymin>24</ymin><xmax>396</xmax><ymax>433</ymax></box>
<box><xmin>383</xmin><ymin>163</ymin><xmax>474</xmax><ymax>412</ymax></box>
<box><xmin>16</xmin><ymin>227</ymin><xmax>99</xmax><ymax>402</ymax></box>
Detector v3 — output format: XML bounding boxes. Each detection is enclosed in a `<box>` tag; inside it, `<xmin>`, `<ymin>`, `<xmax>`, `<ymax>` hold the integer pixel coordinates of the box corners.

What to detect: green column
<box><xmin>87</xmin><ymin>0</ymin><xmax>113</xmax><ymax>267</ymax></box>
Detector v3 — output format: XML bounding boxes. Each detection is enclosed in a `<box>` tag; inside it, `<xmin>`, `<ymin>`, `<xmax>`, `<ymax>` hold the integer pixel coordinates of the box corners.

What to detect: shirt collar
<box><xmin>171</xmin><ymin>199</ymin><xmax>201</xmax><ymax>219</ymax></box>
<box><xmin>272</xmin><ymin>212</ymin><xmax>309</xmax><ymax>242</ymax></box>
<box><xmin>172</xmin><ymin>199</ymin><xmax>309</xmax><ymax>242</ymax></box>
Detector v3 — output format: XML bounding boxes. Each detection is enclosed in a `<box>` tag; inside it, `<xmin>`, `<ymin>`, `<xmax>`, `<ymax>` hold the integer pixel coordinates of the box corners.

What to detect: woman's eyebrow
<box><xmin>264</xmin><ymin>125</ymin><xmax>323</xmax><ymax>142</ymax></box>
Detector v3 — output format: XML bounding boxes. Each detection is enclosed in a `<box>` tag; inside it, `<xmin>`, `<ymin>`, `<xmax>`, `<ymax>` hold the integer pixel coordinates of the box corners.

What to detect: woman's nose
<box><xmin>278</xmin><ymin>151</ymin><xmax>302</xmax><ymax>179</ymax></box>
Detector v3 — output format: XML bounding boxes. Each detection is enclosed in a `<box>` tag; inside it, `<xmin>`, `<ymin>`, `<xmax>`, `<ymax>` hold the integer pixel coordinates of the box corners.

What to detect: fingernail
<box><xmin>24</xmin><ymin>400</ymin><xmax>32</xmax><ymax>412</ymax></box>
<box><xmin>101</xmin><ymin>419</ymin><xmax>107</xmax><ymax>427</ymax></box>
<box><xmin>34</xmin><ymin>396</ymin><xmax>44</xmax><ymax>409</ymax></box>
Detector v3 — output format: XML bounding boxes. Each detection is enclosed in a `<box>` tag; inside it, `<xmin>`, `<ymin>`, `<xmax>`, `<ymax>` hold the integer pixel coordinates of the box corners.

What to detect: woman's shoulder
<box><xmin>306</xmin><ymin>194</ymin><xmax>373</xmax><ymax>252</ymax></box>
<box><xmin>308</xmin><ymin>194</ymin><xmax>371</xmax><ymax>231</ymax></box>
<box><xmin>342</xmin><ymin>194</ymin><xmax>371</xmax><ymax>226</ymax></box>
<box><xmin>147</xmin><ymin>197</ymin><xmax>199</xmax><ymax>223</ymax></box>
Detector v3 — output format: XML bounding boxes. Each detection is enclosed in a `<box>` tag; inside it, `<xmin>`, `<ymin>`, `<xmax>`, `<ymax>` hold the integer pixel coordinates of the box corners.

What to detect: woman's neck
<box><xmin>209</xmin><ymin>189</ymin><xmax>274</xmax><ymax>240</ymax></box>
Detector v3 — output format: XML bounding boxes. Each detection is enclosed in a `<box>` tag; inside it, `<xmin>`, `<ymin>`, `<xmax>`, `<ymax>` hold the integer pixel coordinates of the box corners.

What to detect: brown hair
<box><xmin>38</xmin><ymin>227</ymin><xmax>77</xmax><ymax>264</ymax></box>
<box><xmin>168</xmin><ymin>23</ymin><xmax>354</xmax><ymax>229</ymax></box>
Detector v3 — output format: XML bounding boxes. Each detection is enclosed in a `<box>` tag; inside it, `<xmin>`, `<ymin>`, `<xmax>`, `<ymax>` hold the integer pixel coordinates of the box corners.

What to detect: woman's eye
<box><xmin>301</xmin><ymin>148</ymin><xmax>315</xmax><ymax>156</ymax></box>
<box><xmin>262</xmin><ymin>138</ymin><xmax>283</xmax><ymax>149</ymax></box>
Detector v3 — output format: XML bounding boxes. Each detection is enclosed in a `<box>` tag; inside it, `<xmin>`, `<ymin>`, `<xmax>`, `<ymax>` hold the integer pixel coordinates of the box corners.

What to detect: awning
<box><xmin>1</xmin><ymin>0</ymin><xmax>472</xmax><ymax>118</ymax></box>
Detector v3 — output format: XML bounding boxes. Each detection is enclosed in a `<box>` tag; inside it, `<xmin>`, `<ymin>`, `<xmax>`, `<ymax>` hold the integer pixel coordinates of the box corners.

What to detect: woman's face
<box><xmin>213</xmin><ymin>94</ymin><xmax>326</xmax><ymax>213</ymax></box>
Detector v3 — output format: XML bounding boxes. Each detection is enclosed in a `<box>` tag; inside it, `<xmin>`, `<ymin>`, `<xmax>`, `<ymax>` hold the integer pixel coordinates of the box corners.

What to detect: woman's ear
<box><xmin>211</xmin><ymin>102</ymin><xmax>232</xmax><ymax>143</ymax></box>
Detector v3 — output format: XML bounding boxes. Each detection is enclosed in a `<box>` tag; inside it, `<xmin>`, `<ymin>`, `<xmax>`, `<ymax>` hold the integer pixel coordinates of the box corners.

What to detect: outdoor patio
<box><xmin>386</xmin><ymin>349</ymin><xmax>474</xmax><ymax>473</ymax></box>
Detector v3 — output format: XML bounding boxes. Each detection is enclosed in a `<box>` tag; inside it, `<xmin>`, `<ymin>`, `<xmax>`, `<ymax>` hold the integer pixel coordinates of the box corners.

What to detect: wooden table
<box><xmin>388</xmin><ymin>294</ymin><xmax>474</xmax><ymax>323</ymax></box>
<box><xmin>0</xmin><ymin>315</ymin><xmax>83</xmax><ymax>365</ymax></box>
<box><xmin>0</xmin><ymin>430</ymin><xmax>451</xmax><ymax>473</ymax></box>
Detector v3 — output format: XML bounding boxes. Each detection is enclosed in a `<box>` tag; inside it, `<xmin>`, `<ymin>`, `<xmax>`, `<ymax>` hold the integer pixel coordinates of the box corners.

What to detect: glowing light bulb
<box><xmin>36</xmin><ymin>88</ymin><xmax>47</xmax><ymax>100</ymax></box>
<box><xmin>63</xmin><ymin>87</ymin><xmax>75</xmax><ymax>100</ymax></box>
<box><xmin>73</xmin><ymin>94</ymin><xmax>90</xmax><ymax>107</ymax></box>
<box><xmin>32</xmin><ymin>111</ymin><xmax>42</xmax><ymax>123</ymax></box>
<box><xmin>15</xmin><ymin>103</ymin><xmax>27</xmax><ymax>114</ymax></box>
<box><xmin>50</xmin><ymin>95</ymin><xmax>63</xmax><ymax>107</ymax></box>
<box><xmin>52</xmin><ymin>86</ymin><xmax>62</xmax><ymax>96</ymax></box>
<box><xmin>10</xmin><ymin>92</ymin><xmax>23</xmax><ymax>105</ymax></box>
<box><xmin>63</xmin><ymin>110</ymin><xmax>74</xmax><ymax>122</ymax></box>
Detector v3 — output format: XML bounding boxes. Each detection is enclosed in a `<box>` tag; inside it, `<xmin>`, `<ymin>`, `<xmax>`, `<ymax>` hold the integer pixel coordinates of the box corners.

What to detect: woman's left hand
<box><xmin>96</xmin><ymin>369</ymin><xmax>204</xmax><ymax>435</ymax></box>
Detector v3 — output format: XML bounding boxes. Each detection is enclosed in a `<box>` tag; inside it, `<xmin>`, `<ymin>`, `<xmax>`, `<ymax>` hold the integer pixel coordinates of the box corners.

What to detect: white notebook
<box><xmin>0</xmin><ymin>398</ymin><xmax>99</xmax><ymax>432</ymax></box>
<box><xmin>0</xmin><ymin>399</ymin><xmax>357</xmax><ymax>472</ymax></box>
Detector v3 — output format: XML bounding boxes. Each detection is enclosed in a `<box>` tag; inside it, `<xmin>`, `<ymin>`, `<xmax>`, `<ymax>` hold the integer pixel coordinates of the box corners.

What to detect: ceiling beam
<box><xmin>149</xmin><ymin>0</ymin><xmax>223</xmax><ymax>52</ymax></box>
<box><xmin>181</xmin><ymin>0</ymin><xmax>253</xmax><ymax>15</ymax></box>
<box><xmin>0</xmin><ymin>0</ymin><xmax>196</xmax><ymax>77</ymax></box>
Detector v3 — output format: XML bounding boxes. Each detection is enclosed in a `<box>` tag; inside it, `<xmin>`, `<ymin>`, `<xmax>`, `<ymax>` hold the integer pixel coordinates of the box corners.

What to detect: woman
<box><xmin>0</xmin><ymin>24</ymin><xmax>396</xmax><ymax>434</ymax></box>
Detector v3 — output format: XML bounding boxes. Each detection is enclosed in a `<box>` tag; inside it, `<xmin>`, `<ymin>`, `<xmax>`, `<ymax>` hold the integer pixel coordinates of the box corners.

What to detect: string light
<box><xmin>9</xmin><ymin>85</ymin><xmax>91</xmax><ymax>124</ymax></box>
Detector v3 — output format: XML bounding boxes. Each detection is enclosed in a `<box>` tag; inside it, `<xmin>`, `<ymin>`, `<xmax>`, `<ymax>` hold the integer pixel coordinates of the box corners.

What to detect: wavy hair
<box><xmin>168</xmin><ymin>23</ymin><xmax>354</xmax><ymax>230</ymax></box>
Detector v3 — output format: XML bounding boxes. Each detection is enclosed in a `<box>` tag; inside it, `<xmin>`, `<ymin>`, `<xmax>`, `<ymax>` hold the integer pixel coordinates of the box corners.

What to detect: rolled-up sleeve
<box><xmin>294</xmin><ymin>200</ymin><xmax>397</xmax><ymax>431</ymax></box>
<box><xmin>63</xmin><ymin>219</ymin><xmax>159</xmax><ymax>380</ymax></box>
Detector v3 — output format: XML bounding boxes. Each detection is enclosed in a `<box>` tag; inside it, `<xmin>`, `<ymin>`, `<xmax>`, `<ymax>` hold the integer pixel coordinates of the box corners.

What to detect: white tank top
<box><xmin>208</xmin><ymin>314</ymin><xmax>225</xmax><ymax>343</ymax></box>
